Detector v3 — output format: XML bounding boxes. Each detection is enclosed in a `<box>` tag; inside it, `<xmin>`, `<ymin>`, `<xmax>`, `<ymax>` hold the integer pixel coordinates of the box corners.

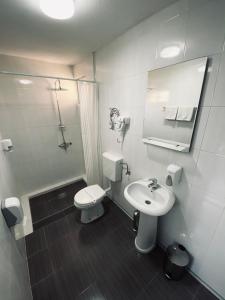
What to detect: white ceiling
<box><xmin>0</xmin><ymin>0</ymin><xmax>176</xmax><ymax>65</ymax></box>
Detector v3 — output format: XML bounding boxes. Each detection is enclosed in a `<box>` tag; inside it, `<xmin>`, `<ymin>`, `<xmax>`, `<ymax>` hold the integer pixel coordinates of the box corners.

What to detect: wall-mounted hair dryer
<box><xmin>114</xmin><ymin>116</ymin><xmax>130</xmax><ymax>143</ymax></box>
<box><xmin>109</xmin><ymin>108</ymin><xmax>130</xmax><ymax>143</ymax></box>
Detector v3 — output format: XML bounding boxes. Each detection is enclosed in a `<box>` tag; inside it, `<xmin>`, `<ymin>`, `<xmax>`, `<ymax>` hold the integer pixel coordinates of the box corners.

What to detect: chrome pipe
<box><xmin>0</xmin><ymin>70</ymin><xmax>96</xmax><ymax>83</ymax></box>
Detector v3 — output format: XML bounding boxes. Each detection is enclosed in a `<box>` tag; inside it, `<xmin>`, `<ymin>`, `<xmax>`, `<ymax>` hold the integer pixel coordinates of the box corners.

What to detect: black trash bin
<box><xmin>164</xmin><ymin>243</ymin><xmax>190</xmax><ymax>280</ymax></box>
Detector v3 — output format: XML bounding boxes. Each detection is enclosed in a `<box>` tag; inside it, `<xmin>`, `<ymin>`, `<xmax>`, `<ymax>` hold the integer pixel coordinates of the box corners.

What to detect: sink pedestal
<box><xmin>135</xmin><ymin>212</ymin><xmax>157</xmax><ymax>253</ymax></box>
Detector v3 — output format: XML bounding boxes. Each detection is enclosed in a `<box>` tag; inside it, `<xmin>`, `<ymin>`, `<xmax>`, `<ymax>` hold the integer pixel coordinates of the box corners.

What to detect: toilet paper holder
<box><xmin>1</xmin><ymin>139</ymin><xmax>14</xmax><ymax>152</ymax></box>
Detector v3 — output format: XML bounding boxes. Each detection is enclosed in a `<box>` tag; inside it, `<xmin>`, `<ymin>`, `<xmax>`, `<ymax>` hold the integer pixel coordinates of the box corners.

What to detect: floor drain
<box><xmin>145</xmin><ymin>200</ymin><xmax>151</xmax><ymax>205</ymax></box>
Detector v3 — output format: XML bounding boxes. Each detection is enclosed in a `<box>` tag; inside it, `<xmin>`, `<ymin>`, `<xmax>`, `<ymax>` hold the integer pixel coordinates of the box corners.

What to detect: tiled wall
<box><xmin>94</xmin><ymin>0</ymin><xmax>225</xmax><ymax>298</ymax></box>
<box><xmin>0</xmin><ymin>54</ymin><xmax>85</xmax><ymax>196</ymax></box>
<box><xmin>0</xmin><ymin>134</ymin><xmax>32</xmax><ymax>298</ymax></box>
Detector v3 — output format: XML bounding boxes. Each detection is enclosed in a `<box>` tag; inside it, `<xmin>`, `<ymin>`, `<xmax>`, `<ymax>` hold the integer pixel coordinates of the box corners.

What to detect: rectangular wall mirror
<box><xmin>143</xmin><ymin>57</ymin><xmax>207</xmax><ymax>152</ymax></box>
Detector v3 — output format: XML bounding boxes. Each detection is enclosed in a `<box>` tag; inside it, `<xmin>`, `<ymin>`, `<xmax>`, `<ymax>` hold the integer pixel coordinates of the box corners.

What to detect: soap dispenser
<box><xmin>166</xmin><ymin>164</ymin><xmax>182</xmax><ymax>186</ymax></box>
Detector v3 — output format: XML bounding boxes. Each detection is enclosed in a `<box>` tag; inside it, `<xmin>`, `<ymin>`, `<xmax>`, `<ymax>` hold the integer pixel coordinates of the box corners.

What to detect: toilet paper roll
<box><xmin>1</xmin><ymin>139</ymin><xmax>13</xmax><ymax>152</ymax></box>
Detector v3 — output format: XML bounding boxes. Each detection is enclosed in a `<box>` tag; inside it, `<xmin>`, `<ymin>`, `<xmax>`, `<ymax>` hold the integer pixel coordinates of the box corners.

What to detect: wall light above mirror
<box><xmin>143</xmin><ymin>57</ymin><xmax>208</xmax><ymax>152</ymax></box>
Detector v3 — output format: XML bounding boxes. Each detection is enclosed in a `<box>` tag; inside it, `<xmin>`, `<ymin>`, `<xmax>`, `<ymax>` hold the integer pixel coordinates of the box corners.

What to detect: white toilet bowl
<box><xmin>74</xmin><ymin>152</ymin><xmax>123</xmax><ymax>223</ymax></box>
<box><xmin>74</xmin><ymin>184</ymin><xmax>106</xmax><ymax>223</ymax></box>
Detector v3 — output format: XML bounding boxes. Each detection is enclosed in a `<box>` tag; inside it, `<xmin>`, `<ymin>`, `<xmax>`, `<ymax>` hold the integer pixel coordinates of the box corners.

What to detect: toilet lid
<box><xmin>74</xmin><ymin>185</ymin><xmax>105</xmax><ymax>206</ymax></box>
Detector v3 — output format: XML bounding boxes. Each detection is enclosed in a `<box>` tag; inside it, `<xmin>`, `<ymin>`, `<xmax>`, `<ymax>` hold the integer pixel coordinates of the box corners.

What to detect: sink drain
<box><xmin>145</xmin><ymin>200</ymin><xmax>151</xmax><ymax>205</ymax></box>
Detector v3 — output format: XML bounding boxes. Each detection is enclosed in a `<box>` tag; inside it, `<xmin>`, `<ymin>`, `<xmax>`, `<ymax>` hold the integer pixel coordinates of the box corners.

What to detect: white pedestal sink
<box><xmin>124</xmin><ymin>179</ymin><xmax>175</xmax><ymax>253</ymax></box>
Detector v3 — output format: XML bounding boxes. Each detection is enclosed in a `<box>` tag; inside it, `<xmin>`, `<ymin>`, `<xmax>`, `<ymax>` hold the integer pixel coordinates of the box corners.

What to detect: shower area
<box><xmin>0</xmin><ymin>58</ymin><xmax>98</xmax><ymax>232</ymax></box>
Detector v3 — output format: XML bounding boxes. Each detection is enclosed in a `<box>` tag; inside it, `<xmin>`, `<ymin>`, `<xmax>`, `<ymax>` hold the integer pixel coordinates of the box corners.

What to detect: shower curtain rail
<box><xmin>0</xmin><ymin>70</ymin><xmax>96</xmax><ymax>83</ymax></box>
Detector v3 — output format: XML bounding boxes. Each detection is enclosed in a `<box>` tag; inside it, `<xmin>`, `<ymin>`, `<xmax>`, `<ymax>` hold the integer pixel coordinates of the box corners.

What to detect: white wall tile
<box><xmin>185</xmin><ymin>0</ymin><xmax>225</xmax><ymax>59</ymax></box>
<box><xmin>159</xmin><ymin>184</ymin><xmax>223</xmax><ymax>274</ymax></box>
<box><xmin>191</xmin><ymin>106</ymin><xmax>210</xmax><ymax>150</ymax></box>
<box><xmin>212</xmin><ymin>51</ymin><xmax>225</xmax><ymax>106</ymax></box>
<box><xmin>201</xmin><ymin>107</ymin><xmax>225</xmax><ymax>156</ymax></box>
<box><xmin>182</xmin><ymin>185</ymin><xmax>223</xmax><ymax>273</ymax></box>
<box><xmin>198</xmin><ymin>209</ymin><xmax>225</xmax><ymax>297</ymax></box>
<box><xmin>168</xmin><ymin>147</ymin><xmax>200</xmax><ymax>184</ymax></box>
<box><xmin>156</xmin><ymin>13</ymin><xmax>187</xmax><ymax>68</ymax></box>
<box><xmin>200</xmin><ymin>55</ymin><xmax>221</xmax><ymax>107</ymax></box>
<box><xmin>193</xmin><ymin>151</ymin><xmax>225</xmax><ymax>203</ymax></box>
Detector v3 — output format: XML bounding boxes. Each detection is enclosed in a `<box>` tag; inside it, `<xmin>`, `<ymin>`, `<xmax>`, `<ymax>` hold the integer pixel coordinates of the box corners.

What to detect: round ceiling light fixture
<box><xmin>160</xmin><ymin>46</ymin><xmax>181</xmax><ymax>58</ymax></box>
<box><xmin>40</xmin><ymin>0</ymin><xmax>75</xmax><ymax>20</ymax></box>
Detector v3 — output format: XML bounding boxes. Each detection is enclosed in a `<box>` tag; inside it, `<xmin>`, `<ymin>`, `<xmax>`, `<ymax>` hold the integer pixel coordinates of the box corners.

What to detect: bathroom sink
<box><xmin>124</xmin><ymin>179</ymin><xmax>175</xmax><ymax>253</ymax></box>
<box><xmin>124</xmin><ymin>179</ymin><xmax>175</xmax><ymax>216</ymax></box>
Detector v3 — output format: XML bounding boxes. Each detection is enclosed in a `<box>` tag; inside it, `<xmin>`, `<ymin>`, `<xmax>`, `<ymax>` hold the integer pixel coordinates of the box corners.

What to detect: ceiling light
<box><xmin>40</xmin><ymin>0</ymin><xmax>75</xmax><ymax>20</ymax></box>
<box><xmin>160</xmin><ymin>46</ymin><xmax>181</xmax><ymax>58</ymax></box>
<box><xmin>19</xmin><ymin>79</ymin><xmax>33</xmax><ymax>85</ymax></box>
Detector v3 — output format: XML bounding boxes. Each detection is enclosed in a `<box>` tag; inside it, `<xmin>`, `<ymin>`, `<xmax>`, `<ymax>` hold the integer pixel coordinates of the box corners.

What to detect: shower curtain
<box><xmin>78</xmin><ymin>82</ymin><xmax>102</xmax><ymax>186</ymax></box>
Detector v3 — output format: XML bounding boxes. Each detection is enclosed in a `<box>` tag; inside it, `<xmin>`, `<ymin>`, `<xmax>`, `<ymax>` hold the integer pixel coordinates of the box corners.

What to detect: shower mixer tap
<box><xmin>58</xmin><ymin>142</ymin><xmax>72</xmax><ymax>151</ymax></box>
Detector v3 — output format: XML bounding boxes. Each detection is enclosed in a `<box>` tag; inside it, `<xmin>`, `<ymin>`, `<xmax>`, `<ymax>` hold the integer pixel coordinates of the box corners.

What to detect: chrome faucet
<box><xmin>147</xmin><ymin>178</ymin><xmax>159</xmax><ymax>191</ymax></box>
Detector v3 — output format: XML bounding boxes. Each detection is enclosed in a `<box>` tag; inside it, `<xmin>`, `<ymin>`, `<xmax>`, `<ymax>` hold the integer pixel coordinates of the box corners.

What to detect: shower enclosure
<box><xmin>0</xmin><ymin>71</ymin><xmax>94</xmax><ymax>196</ymax></box>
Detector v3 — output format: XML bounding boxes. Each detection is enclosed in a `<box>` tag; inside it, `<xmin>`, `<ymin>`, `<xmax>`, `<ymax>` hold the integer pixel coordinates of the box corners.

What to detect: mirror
<box><xmin>143</xmin><ymin>57</ymin><xmax>207</xmax><ymax>152</ymax></box>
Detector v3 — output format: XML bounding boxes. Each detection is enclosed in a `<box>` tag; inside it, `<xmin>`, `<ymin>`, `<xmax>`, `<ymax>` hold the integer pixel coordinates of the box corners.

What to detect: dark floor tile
<box><xmin>28</xmin><ymin>249</ymin><xmax>53</xmax><ymax>286</ymax></box>
<box><xmin>69</xmin><ymin>180</ymin><xmax>87</xmax><ymax>193</ymax></box>
<box><xmin>47</xmin><ymin>195</ymin><xmax>71</xmax><ymax>216</ymax></box>
<box><xmin>178</xmin><ymin>272</ymin><xmax>201</xmax><ymax>297</ymax></box>
<box><xmin>44</xmin><ymin>216</ymin><xmax>70</xmax><ymax>246</ymax></box>
<box><xmin>65</xmin><ymin>190</ymin><xmax>78</xmax><ymax>207</ymax></box>
<box><xmin>32</xmin><ymin>274</ymin><xmax>64</xmax><ymax>300</ymax></box>
<box><xmin>30</xmin><ymin>200</ymin><xmax>49</xmax><ymax>223</ymax></box>
<box><xmin>66</xmin><ymin>209</ymin><xmax>82</xmax><ymax>233</ymax></box>
<box><xmin>120</xmin><ymin>247</ymin><xmax>160</xmax><ymax>288</ymax></box>
<box><xmin>143</xmin><ymin>281</ymin><xmax>176</xmax><ymax>300</ymax></box>
<box><xmin>73</xmin><ymin>222</ymin><xmax>135</xmax><ymax>275</ymax></box>
<box><xmin>76</xmin><ymin>219</ymin><xmax>110</xmax><ymax>246</ymax></box>
<box><xmin>135</xmin><ymin>288</ymin><xmax>152</xmax><ymax>300</ymax></box>
<box><xmin>33</xmin><ymin>209</ymin><xmax>67</xmax><ymax>230</ymax></box>
<box><xmin>63</xmin><ymin>205</ymin><xmax>76</xmax><ymax>215</ymax></box>
<box><xmin>195</xmin><ymin>286</ymin><xmax>219</xmax><ymax>300</ymax></box>
<box><xmin>30</xmin><ymin>180</ymin><xmax>86</xmax><ymax>204</ymax></box>
<box><xmin>104</xmin><ymin>198</ymin><xmax>132</xmax><ymax>225</ymax></box>
<box><xmin>54</xmin><ymin>262</ymin><xmax>95</xmax><ymax>300</ymax></box>
<box><xmin>26</xmin><ymin>228</ymin><xmax>47</xmax><ymax>258</ymax></box>
<box><xmin>105</xmin><ymin>222</ymin><xmax>136</xmax><ymax>255</ymax></box>
<box><xmin>144</xmin><ymin>272</ymin><xmax>197</xmax><ymax>300</ymax></box>
<box><xmin>77</xmin><ymin>283</ymin><xmax>106</xmax><ymax>300</ymax></box>
<box><xmin>56</xmin><ymin>180</ymin><xmax>86</xmax><ymax>205</ymax></box>
<box><xmin>48</xmin><ymin>233</ymin><xmax>80</xmax><ymax>271</ymax></box>
<box><xmin>76</xmin><ymin>209</ymin><xmax>134</xmax><ymax>252</ymax></box>
<box><xmin>96</xmin><ymin>259</ymin><xmax>143</xmax><ymax>300</ymax></box>
<box><xmin>30</xmin><ymin>192</ymin><xmax>53</xmax><ymax>204</ymax></box>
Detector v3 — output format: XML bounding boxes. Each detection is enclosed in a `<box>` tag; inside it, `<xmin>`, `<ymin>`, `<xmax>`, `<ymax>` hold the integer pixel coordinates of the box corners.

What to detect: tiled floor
<box><xmin>26</xmin><ymin>183</ymin><xmax>218</xmax><ymax>300</ymax></box>
<box><xmin>29</xmin><ymin>180</ymin><xmax>86</xmax><ymax>230</ymax></box>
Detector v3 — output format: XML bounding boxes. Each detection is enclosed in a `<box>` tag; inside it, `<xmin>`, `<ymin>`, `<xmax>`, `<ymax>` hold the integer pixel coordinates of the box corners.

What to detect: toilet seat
<box><xmin>74</xmin><ymin>185</ymin><xmax>106</xmax><ymax>208</ymax></box>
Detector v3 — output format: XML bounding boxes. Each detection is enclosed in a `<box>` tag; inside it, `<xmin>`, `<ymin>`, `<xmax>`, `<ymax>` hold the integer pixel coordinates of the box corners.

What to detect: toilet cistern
<box><xmin>124</xmin><ymin>179</ymin><xmax>175</xmax><ymax>253</ymax></box>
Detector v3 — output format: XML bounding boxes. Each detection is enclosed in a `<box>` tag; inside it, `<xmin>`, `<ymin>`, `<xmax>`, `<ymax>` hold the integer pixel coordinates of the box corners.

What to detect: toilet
<box><xmin>74</xmin><ymin>152</ymin><xmax>123</xmax><ymax>224</ymax></box>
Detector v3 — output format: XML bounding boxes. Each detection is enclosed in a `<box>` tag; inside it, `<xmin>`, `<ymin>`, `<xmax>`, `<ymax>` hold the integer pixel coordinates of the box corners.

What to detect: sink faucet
<box><xmin>147</xmin><ymin>178</ymin><xmax>159</xmax><ymax>191</ymax></box>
